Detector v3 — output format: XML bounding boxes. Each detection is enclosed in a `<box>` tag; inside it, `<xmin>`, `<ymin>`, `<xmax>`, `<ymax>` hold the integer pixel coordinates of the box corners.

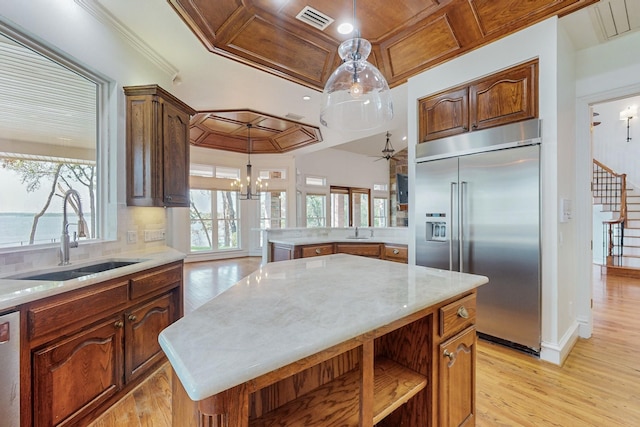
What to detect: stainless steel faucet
<box><xmin>60</xmin><ymin>189</ymin><xmax>88</xmax><ymax>265</ymax></box>
<box><xmin>355</xmin><ymin>226</ymin><xmax>359</xmax><ymax>238</ymax></box>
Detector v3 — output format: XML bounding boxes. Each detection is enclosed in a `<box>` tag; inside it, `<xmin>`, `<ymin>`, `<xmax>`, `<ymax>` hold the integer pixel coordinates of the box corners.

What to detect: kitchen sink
<box><xmin>13</xmin><ymin>261</ymin><xmax>141</xmax><ymax>281</ymax></box>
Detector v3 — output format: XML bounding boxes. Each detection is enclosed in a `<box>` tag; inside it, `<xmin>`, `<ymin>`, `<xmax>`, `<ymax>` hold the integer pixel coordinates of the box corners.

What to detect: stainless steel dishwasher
<box><xmin>0</xmin><ymin>311</ymin><xmax>20</xmax><ymax>425</ymax></box>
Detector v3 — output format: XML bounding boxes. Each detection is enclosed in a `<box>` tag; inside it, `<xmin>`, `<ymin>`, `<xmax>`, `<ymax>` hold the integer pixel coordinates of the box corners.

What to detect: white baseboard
<box><xmin>539</xmin><ymin>321</ymin><xmax>580</xmax><ymax>365</ymax></box>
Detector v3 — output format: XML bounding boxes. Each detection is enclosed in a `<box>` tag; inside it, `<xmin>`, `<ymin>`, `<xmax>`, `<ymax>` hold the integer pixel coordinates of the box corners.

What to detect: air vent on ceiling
<box><xmin>295</xmin><ymin>6</ymin><xmax>334</xmax><ymax>31</ymax></box>
<box><xmin>285</xmin><ymin>112</ymin><xmax>305</xmax><ymax>121</ymax></box>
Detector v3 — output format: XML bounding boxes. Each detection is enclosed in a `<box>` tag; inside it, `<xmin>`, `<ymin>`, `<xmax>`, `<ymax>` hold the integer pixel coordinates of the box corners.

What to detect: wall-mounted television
<box><xmin>397</xmin><ymin>173</ymin><xmax>408</xmax><ymax>204</ymax></box>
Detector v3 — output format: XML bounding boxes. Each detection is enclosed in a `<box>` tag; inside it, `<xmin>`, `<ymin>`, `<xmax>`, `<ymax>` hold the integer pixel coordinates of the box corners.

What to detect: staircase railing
<box><xmin>592</xmin><ymin>159</ymin><xmax>627</xmax><ymax>266</ymax></box>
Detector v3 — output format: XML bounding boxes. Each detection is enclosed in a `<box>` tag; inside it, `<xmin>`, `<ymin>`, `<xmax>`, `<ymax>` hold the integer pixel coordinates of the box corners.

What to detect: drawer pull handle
<box><xmin>315</xmin><ymin>248</ymin><xmax>322</xmax><ymax>254</ymax></box>
<box><xmin>443</xmin><ymin>349</ymin><xmax>455</xmax><ymax>361</ymax></box>
<box><xmin>393</xmin><ymin>249</ymin><xmax>400</xmax><ymax>255</ymax></box>
<box><xmin>457</xmin><ymin>306</ymin><xmax>469</xmax><ymax>319</ymax></box>
<box><xmin>114</xmin><ymin>321</ymin><xmax>124</xmax><ymax>329</ymax></box>
<box><xmin>128</xmin><ymin>314</ymin><xmax>137</xmax><ymax>322</ymax></box>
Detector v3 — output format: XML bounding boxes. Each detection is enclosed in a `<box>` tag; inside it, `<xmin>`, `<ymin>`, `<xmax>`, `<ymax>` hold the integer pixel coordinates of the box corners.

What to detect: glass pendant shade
<box><xmin>320</xmin><ymin>38</ymin><xmax>393</xmax><ymax>131</ymax></box>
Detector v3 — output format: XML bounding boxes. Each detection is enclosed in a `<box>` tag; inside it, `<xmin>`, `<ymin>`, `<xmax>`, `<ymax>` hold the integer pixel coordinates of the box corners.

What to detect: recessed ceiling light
<box><xmin>402</xmin><ymin>136</ymin><xmax>407</xmax><ymax>141</ymax></box>
<box><xmin>337</xmin><ymin>22</ymin><xmax>353</xmax><ymax>34</ymax></box>
<box><xmin>302</xmin><ymin>95</ymin><xmax>311</xmax><ymax>101</ymax></box>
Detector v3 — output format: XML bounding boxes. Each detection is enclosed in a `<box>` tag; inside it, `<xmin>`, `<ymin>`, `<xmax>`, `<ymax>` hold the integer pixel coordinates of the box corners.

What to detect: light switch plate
<box><xmin>127</xmin><ymin>230</ymin><xmax>137</xmax><ymax>244</ymax></box>
<box><xmin>144</xmin><ymin>229</ymin><xmax>165</xmax><ymax>242</ymax></box>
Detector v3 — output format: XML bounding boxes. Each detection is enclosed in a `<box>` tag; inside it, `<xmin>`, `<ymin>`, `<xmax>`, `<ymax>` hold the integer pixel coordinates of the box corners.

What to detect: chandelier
<box><xmin>319</xmin><ymin>0</ymin><xmax>393</xmax><ymax>131</ymax></box>
<box><xmin>231</xmin><ymin>123</ymin><xmax>266</xmax><ymax>200</ymax></box>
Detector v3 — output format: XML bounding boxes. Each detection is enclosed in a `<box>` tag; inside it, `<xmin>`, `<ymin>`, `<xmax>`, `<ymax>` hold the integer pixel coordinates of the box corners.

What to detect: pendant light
<box><xmin>231</xmin><ymin>123</ymin><xmax>265</xmax><ymax>200</ymax></box>
<box><xmin>320</xmin><ymin>0</ymin><xmax>393</xmax><ymax>131</ymax></box>
<box><xmin>379</xmin><ymin>131</ymin><xmax>395</xmax><ymax>161</ymax></box>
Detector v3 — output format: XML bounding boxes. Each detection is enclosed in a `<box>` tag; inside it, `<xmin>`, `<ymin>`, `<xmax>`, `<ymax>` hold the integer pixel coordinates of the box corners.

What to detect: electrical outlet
<box><xmin>144</xmin><ymin>229</ymin><xmax>165</xmax><ymax>242</ymax></box>
<box><xmin>127</xmin><ymin>231</ymin><xmax>137</xmax><ymax>244</ymax></box>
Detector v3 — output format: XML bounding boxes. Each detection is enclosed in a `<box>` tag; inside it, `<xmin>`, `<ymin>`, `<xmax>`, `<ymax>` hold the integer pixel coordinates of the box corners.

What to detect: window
<box><xmin>260</xmin><ymin>191</ymin><xmax>287</xmax><ymax>229</ymax></box>
<box><xmin>373</xmin><ymin>197</ymin><xmax>388</xmax><ymax>227</ymax></box>
<box><xmin>190</xmin><ymin>189</ymin><xmax>239</xmax><ymax>252</ymax></box>
<box><xmin>305</xmin><ymin>175</ymin><xmax>327</xmax><ymax>187</ymax></box>
<box><xmin>330</xmin><ymin>186</ymin><xmax>371</xmax><ymax>227</ymax></box>
<box><xmin>0</xmin><ymin>23</ymin><xmax>105</xmax><ymax>249</ymax></box>
<box><xmin>306</xmin><ymin>194</ymin><xmax>327</xmax><ymax>227</ymax></box>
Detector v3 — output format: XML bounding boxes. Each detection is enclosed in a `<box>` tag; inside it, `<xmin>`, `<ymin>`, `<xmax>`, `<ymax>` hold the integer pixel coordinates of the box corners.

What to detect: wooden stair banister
<box><xmin>593</xmin><ymin>159</ymin><xmax>627</xmax><ymax>266</ymax></box>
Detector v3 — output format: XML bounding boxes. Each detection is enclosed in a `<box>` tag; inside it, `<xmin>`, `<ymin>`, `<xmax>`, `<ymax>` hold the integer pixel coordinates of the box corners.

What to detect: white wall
<box><xmin>407</xmin><ymin>17</ymin><xmax>579</xmax><ymax>363</ymax></box>
<box><xmin>591</xmin><ymin>96</ymin><xmax>640</xmax><ymax>187</ymax></box>
<box><xmin>0</xmin><ymin>1</ymin><xmax>178</xmax><ymax>272</ymax></box>
<box><xmin>573</xmin><ymin>29</ymin><xmax>640</xmax><ymax>340</ymax></box>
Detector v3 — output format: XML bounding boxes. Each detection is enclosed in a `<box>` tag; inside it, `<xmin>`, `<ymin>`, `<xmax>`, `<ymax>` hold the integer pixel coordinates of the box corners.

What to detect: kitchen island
<box><xmin>160</xmin><ymin>254</ymin><xmax>488</xmax><ymax>426</ymax></box>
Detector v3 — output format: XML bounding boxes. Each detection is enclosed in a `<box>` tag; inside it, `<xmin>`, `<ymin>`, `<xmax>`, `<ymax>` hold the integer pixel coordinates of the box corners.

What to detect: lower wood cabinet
<box><xmin>270</xmin><ymin>242</ymin><xmax>408</xmax><ymax>263</ymax></box>
<box><xmin>32</xmin><ymin>315</ymin><xmax>124</xmax><ymax>427</ymax></box>
<box><xmin>335</xmin><ymin>243</ymin><xmax>381</xmax><ymax>258</ymax></box>
<box><xmin>125</xmin><ymin>292</ymin><xmax>175</xmax><ymax>383</ymax></box>
<box><xmin>270</xmin><ymin>243</ymin><xmax>295</xmax><ymax>262</ymax></box>
<box><xmin>300</xmin><ymin>243</ymin><xmax>334</xmax><ymax>258</ymax></box>
<box><xmin>23</xmin><ymin>261</ymin><xmax>183</xmax><ymax>427</ymax></box>
<box><xmin>383</xmin><ymin>244</ymin><xmax>408</xmax><ymax>263</ymax></box>
<box><xmin>439</xmin><ymin>326</ymin><xmax>477</xmax><ymax>427</ymax></box>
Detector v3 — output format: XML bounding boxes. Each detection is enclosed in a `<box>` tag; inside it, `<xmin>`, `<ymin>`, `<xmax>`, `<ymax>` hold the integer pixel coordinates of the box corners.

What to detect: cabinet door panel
<box><xmin>419</xmin><ymin>87</ymin><xmax>469</xmax><ymax>142</ymax></box>
<box><xmin>300</xmin><ymin>244</ymin><xmax>334</xmax><ymax>258</ymax></box>
<box><xmin>439</xmin><ymin>326</ymin><xmax>476</xmax><ymax>427</ymax></box>
<box><xmin>335</xmin><ymin>243</ymin><xmax>382</xmax><ymax>258</ymax></box>
<box><xmin>162</xmin><ymin>101</ymin><xmax>190</xmax><ymax>207</ymax></box>
<box><xmin>125</xmin><ymin>293</ymin><xmax>175</xmax><ymax>383</ymax></box>
<box><xmin>33</xmin><ymin>316</ymin><xmax>123</xmax><ymax>427</ymax></box>
<box><xmin>469</xmin><ymin>60</ymin><xmax>537</xmax><ymax>130</ymax></box>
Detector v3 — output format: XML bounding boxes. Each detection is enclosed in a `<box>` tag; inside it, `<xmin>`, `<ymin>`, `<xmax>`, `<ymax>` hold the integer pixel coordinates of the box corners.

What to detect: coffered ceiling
<box><xmin>190</xmin><ymin>110</ymin><xmax>322</xmax><ymax>154</ymax></box>
<box><xmin>168</xmin><ymin>0</ymin><xmax>598</xmax><ymax>91</ymax></box>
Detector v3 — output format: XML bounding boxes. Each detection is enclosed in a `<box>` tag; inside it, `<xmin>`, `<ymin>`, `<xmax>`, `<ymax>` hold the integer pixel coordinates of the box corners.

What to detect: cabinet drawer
<box><xmin>28</xmin><ymin>281</ymin><xmax>128</xmax><ymax>340</ymax></box>
<box><xmin>300</xmin><ymin>244</ymin><xmax>334</xmax><ymax>258</ymax></box>
<box><xmin>439</xmin><ymin>293</ymin><xmax>476</xmax><ymax>338</ymax></box>
<box><xmin>383</xmin><ymin>245</ymin><xmax>408</xmax><ymax>263</ymax></box>
<box><xmin>130</xmin><ymin>264</ymin><xmax>182</xmax><ymax>300</ymax></box>
<box><xmin>335</xmin><ymin>243</ymin><xmax>381</xmax><ymax>257</ymax></box>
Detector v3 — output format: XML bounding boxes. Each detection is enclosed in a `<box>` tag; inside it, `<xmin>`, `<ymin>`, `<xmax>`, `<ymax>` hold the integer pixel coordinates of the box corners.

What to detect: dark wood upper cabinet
<box><xmin>124</xmin><ymin>84</ymin><xmax>195</xmax><ymax>207</ymax></box>
<box><xmin>419</xmin><ymin>59</ymin><xmax>538</xmax><ymax>143</ymax></box>
<box><xmin>469</xmin><ymin>60</ymin><xmax>538</xmax><ymax>131</ymax></box>
<box><xmin>419</xmin><ymin>87</ymin><xmax>469</xmax><ymax>143</ymax></box>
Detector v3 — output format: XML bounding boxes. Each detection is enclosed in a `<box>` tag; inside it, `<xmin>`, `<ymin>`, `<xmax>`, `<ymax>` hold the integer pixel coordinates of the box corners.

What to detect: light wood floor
<box><xmin>89</xmin><ymin>261</ymin><xmax>640</xmax><ymax>426</ymax></box>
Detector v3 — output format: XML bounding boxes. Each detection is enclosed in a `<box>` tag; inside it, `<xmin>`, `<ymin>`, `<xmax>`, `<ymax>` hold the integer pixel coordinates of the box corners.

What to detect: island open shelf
<box><xmin>249</xmin><ymin>357</ymin><xmax>427</xmax><ymax>427</ymax></box>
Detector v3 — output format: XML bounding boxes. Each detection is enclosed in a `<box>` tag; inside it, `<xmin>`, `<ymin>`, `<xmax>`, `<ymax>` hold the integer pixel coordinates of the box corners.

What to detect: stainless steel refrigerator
<box><xmin>416</xmin><ymin>119</ymin><xmax>541</xmax><ymax>354</ymax></box>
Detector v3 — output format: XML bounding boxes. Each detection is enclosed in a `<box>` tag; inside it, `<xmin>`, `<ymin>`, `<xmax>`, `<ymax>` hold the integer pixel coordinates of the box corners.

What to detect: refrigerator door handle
<box><xmin>460</xmin><ymin>181</ymin><xmax>467</xmax><ymax>272</ymax></box>
<box><xmin>450</xmin><ymin>181</ymin><xmax>457</xmax><ymax>271</ymax></box>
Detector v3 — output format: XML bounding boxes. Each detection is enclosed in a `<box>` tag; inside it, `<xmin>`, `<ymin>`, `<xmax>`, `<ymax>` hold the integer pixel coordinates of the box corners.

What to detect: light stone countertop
<box><xmin>0</xmin><ymin>246</ymin><xmax>185</xmax><ymax>311</ymax></box>
<box><xmin>159</xmin><ymin>253</ymin><xmax>488</xmax><ymax>401</ymax></box>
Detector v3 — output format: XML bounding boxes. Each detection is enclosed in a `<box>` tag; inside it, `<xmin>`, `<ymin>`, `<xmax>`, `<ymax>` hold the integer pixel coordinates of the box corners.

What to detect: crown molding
<box><xmin>74</xmin><ymin>0</ymin><xmax>179</xmax><ymax>78</ymax></box>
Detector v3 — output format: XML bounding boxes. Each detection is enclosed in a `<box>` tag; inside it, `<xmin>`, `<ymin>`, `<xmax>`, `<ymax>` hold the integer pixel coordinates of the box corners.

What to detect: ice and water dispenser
<box><xmin>425</xmin><ymin>213</ymin><xmax>447</xmax><ymax>242</ymax></box>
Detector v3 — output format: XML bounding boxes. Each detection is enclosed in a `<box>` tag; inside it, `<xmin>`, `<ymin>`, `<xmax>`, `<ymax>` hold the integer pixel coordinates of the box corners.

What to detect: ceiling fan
<box><xmin>371</xmin><ymin>131</ymin><xmax>396</xmax><ymax>161</ymax></box>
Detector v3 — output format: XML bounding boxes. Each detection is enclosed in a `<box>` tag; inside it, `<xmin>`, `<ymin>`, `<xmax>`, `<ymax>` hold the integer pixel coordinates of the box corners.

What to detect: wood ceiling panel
<box><xmin>190</xmin><ymin>109</ymin><xmax>322</xmax><ymax>154</ymax></box>
<box><xmin>470</xmin><ymin>0</ymin><xmax>578</xmax><ymax>36</ymax></box>
<box><xmin>169</xmin><ymin>0</ymin><xmax>598</xmax><ymax>90</ymax></box>
<box><xmin>200</xmin><ymin>117</ymin><xmax>245</xmax><ymax>135</ymax></box>
<box><xmin>168</xmin><ymin>0</ymin><xmax>243</xmax><ymax>49</ymax></box>
<box><xmin>227</xmin><ymin>15</ymin><xmax>331</xmax><ymax>83</ymax></box>
<box><xmin>384</xmin><ymin>14</ymin><xmax>460</xmax><ymax>78</ymax></box>
<box><xmin>194</xmin><ymin>133</ymin><xmax>251</xmax><ymax>153</ymax></box>
<box><xmin>273</xmin><ymin>128</ymin><xmax>319</xmax><ymax>151</ymax></box>
<box><xmin>250</xmin><ymin>138</ymin><xmax>279</xmax><ymax>153</ymax></box>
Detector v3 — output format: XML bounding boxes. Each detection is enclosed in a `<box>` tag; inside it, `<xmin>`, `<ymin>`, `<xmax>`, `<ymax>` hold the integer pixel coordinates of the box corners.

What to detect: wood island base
<box><xmin>170</xmin><ymin>291</ymin><xmax>478</xmax><ymax>427</ymax></box>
